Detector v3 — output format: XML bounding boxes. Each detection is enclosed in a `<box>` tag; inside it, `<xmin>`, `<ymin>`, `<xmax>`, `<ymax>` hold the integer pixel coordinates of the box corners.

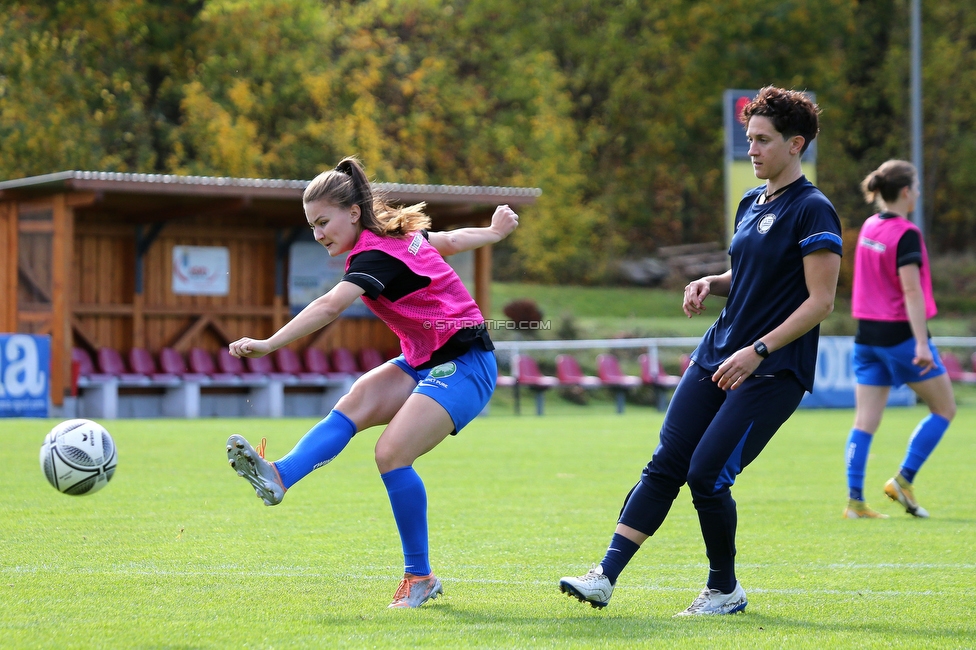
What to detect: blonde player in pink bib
<box><xmin>225</xmin><ymin>157</ymin><xmax>518</xmax><ymax>608</ymax></box>
<box><xmin>844</xmin><ymin>159</ymin><xmax>956</xmax><ymax>519</ymax></box>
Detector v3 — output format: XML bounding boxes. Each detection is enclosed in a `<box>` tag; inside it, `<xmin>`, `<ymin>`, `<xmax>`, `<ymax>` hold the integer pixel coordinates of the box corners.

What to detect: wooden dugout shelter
<box><xmin>0</xmin><ymin>170</ymin><xmax>540</xmax><ymax>407</ymax></box>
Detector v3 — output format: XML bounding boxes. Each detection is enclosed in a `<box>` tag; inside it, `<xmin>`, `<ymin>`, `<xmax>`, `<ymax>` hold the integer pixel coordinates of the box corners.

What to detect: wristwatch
<box><xmin>753</xmin><ymin>340</ymin><xmax>769</xmax><ymax>358</ymax></box>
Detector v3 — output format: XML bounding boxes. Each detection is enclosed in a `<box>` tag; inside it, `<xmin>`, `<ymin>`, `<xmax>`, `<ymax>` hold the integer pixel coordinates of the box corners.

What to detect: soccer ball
<box><xmin>40</xmin><ymin>419</ymin><xmax>117</xmax><ymax>495</ymax></box>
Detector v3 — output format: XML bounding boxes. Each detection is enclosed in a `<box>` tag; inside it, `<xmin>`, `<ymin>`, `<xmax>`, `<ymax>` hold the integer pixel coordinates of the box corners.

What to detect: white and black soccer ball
<box><xmin>40</xmin><ymin>419</ymin><xmax>117</xmax><ymax>495</ymax></box>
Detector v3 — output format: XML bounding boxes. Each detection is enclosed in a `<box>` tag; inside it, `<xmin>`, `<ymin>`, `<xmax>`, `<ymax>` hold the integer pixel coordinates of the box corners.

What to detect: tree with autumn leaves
<box><xmin>3</xmin><ymin>0</ymin><xmax>976</xmax><ymax>283</ymax></box>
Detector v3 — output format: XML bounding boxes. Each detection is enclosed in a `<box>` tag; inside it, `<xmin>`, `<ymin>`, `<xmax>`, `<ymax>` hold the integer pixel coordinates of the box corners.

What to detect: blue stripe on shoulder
<box><xmin>799</xmin><ymin>232</ymin><xmax>843</xmax><ymax>248</ymax></box>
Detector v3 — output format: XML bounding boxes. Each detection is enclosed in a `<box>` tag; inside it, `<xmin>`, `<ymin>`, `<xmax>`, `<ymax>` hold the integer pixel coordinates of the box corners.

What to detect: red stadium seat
<box><xmin>126</xmin><ymin>347</ymin><xmax>178</xmax><ymax>383</ymax></box>
<box><xmin>274</xmin><ymin>348</ymin><xmax>304</xmax><ymax>374</ymax></box>
<box><xmin>357</xmin><ymin>348</ymin><xmax>386</xmax><ymax>372</ymax></box>
<box><xmin>555</xmin><ymin>354</ymin><xmax>602</xmax><ymax>389</ymax></box>
<box><xmin>97</xmin><ymin>347</ymin><xmax>149</xmax><ymax>382</ymax></box>
<box><xmin>72</xmin><ymin>347</ymin><xmax>95</xmax><ymax>376</ymax></box>
<box><xmin>245</xmin><ymin>354</ymin><xmax>296</xmax><ymax>382</ymax></box>
<box><xmin>597</xmin><ymin>354</ymin><xmax>641</xmax><ymax>413</ymax></box>
<box><xmin>638</xmin><ymin>353</ymin><xmax>681</xmax><ymax>389</ymax></box>
<box><xmin>275</xmin><ymin>347</ymin><xmax>328</xmax><ymax>383</ymax></box>
<box><xmin>216</xmin><ymin>349</ymin><xmax>267</xmax><ymax>382</ymax></box>
<box><xmin>330</xmin><ymin>348</ymin><xmax>361</xmax><ymax>375</ymax></box>
<box><xmin>189</xmin><ymin>347</ymin><xmax>238</xmax><ymax>382</ymax></box>
<box><xmin>73</xmin><ymin>347</ymin><xmax>115</xmax><ymax>382</ymax></box>
<box><xmin>940</xmin><ymin>351</ymin><xmax>976</xmax><ymax>384</ymax></box>
<box><xmin>161</xmin><ymin>347</ymin><xmax>210</xmax><ymax>381</ymax></box>
<box><xmin>303</xmin><ymin>348</ymin><xmax>333</xmax><ymax>375</ymax></box>
<box><xmin>513</xmin><ymin>354</ymin><xmax>558</xmax><ymax>416</ymax></box>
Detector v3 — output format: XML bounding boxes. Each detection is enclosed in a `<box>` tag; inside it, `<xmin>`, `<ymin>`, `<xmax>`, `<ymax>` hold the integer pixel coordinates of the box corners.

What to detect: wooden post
<box><xmin>474</xmin><ymin>242</ymin><xmax>492</xmax><ymax>319</ymax></box>
<box><xmin>133</xmin><ymin>292</ymin><xmax>145</xmax><ymax>349</ymax></box>
<box><xmin>51</xmin><ymin>194</ymin><xmax>71</xmax><ymax>406</ymax></box>
<box><xmin>273</xmin><ymin>294</ymin><xmax>285</xmax><ymax>332</ymax></box>
<box><xmin>0</xmin><ymin>201</ymin><xmax>16</xmax><ymax>332</ymax></box>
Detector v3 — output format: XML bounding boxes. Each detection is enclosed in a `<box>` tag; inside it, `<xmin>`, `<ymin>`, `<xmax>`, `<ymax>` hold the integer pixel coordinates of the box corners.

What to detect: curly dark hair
<box><xmin>739</xmin><ymin>86</ymin><xmax>820</xmax><ymax>154</ymax></box>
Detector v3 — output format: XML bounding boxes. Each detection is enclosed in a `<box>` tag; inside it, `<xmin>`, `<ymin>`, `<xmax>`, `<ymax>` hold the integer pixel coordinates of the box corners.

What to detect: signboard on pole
<box><xmin>0</xmin><ymin>334</ymin><xmax>50</xmax><ymax>417</ymax></box>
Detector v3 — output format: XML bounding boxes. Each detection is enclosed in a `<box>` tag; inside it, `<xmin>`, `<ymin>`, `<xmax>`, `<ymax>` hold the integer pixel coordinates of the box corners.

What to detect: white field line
<box><xmin>3</xmin><ymin>563</ymin><xmax>972</xmax><ymax>598</ymax></box>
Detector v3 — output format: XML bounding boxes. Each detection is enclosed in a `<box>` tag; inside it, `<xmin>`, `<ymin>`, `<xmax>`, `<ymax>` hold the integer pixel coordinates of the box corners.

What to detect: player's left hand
<box><xmin>228</xmin><ymin>337</ymin><xmax>272</xmax><ymax>359</ymax></box>
<box><xmin>490</xmin><ymin>204</ymin><xmax>519</xmax><ymax>239</ymax></box>
<box><xmin>713</xmin><ymin>346</ymin><xmax>764</xmax><ymax>391</ymax></box>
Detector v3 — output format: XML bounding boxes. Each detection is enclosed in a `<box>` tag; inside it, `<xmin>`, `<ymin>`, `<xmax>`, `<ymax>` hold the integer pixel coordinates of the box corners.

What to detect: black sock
<box><xmin>598</xmin><ymin>533</ymin><xmax>641</xmax><ymax>585</ymax></box>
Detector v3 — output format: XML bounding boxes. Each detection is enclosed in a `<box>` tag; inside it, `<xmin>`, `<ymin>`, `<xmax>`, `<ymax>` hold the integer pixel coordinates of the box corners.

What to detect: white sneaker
<box><xmin>388</xmin><ymin>573</ymin><xmax>443</xmax><ymax>608</ymax></box>
<box><xmin>227</xmin><ymin>435</ymin><xmax>286</xmax><ymax>506</ymax></box>
<box><xmin>559</xmin><ymin>566</ymin><xmax>614</xmax><ymax>609</ymax></box>
<box><xmin>674</xmin><ymin>581</ymin><xmax>747</xmax><ymax>616</ymax></box>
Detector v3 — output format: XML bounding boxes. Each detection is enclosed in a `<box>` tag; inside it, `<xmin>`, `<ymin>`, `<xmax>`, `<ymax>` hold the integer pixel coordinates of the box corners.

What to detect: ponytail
<box><xmin>860</xmin><ymin>159</ymin><xmax>916</xmax><ymax>207</ymax></box>
<box><xmin>303</xmin><ymin>157</ymin><xmax>431</xmax><ymax>237</ymax></box>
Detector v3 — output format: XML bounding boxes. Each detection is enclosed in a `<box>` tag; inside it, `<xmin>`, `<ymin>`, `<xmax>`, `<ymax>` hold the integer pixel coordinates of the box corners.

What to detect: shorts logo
<box><xmin>758</xmin><ymin>214</ymin><xmax>776</xmax><ymax>234</ymax></box>
<box><xmin>428</xmin><ymin>362</ymin><xmax>457</xmax><ymax>379</ymax></box>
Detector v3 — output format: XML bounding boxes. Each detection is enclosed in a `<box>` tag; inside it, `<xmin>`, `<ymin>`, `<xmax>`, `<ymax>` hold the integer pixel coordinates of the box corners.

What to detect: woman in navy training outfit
<box><xmin>225</xmin><ymin>157</ymin><xmax>518</xmax><ymax>609</ymax></box>
<box><xmin>842</xmin><ymin>159</ymin><xmax>955</xmax><ymax>519</ymax></box>
<box><xmin>560</xmin><ymin>86</ymin><xmax>843</xmax><ymax>616</ymax></box>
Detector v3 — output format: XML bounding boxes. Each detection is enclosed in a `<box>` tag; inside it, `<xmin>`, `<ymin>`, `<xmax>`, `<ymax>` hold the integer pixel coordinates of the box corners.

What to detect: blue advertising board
<box><xmin>800</xmin><ymin>336</ymin><xmax>915</xmax><ymax>408</ymax></box>
<box><xmin>0</xmin><ymin>334</ymin><xmax>50</xmax><ymax>417</ymax></box>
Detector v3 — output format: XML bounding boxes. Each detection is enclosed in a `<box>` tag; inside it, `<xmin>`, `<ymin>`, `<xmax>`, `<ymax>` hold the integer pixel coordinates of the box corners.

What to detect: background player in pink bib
<box><xmin>225</xmin><ymin>157</ymin><xmax>518</xmax><ymax>608</ymax></box>
<box><xmin>843</xmin><ymin>160</ymin><xmax>956</xmax><ymax>519</ymax></box>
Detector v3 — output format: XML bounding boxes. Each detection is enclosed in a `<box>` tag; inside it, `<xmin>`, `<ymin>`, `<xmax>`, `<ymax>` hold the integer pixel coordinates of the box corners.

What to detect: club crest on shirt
<box><xmin>429</xmin><ymin>362</ymin><xmax>457</xmax><ymax>379</ymax></box>
<box><xmin>757</xmin><ymin>214</ymin><xmax>776</xmax><ymax>234</ymax></box>
<box><xmin>408</xmin><ymin>232</ymin><xmax>424</xmax><ymax>255</ymax></box>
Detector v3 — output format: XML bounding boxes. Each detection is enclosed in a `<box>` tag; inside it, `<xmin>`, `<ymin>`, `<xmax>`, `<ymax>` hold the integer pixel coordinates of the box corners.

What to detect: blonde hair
<box><xmin>860</xmin><ymin>159</ymin><xmax>916</xmax><ymax>208</ymax></box>
<box><xmin>303</xmin><ymin>157</ymin><xmax>431</xmax><ymax>236</ymax></box>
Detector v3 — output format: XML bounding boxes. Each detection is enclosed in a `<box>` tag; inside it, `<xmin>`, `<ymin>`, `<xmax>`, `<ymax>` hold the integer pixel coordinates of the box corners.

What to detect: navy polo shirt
<box><xmin>692</xmin><ymin>177</ymin><xmax>843</xmax><ymax>392</ymax></box>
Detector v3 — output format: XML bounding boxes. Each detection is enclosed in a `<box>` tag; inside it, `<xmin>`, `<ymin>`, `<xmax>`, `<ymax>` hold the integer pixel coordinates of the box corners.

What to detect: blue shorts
<box><xmin>390</xmin><ymin>346</ymin><xmax>497</xmax><ymax>434</ymax></box>
<box><xmin>853</xmin><ymin>338</ymin><xmax>946</xmax><ymax>388</ymax></box>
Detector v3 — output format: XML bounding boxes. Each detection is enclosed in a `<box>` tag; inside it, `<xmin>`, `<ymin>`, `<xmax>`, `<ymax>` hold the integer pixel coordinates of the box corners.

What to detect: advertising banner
<box><xmin>800</xmin><ymin>336</ymin><xmax>915</xmax><ymax>408</ymax></box>
<box><xmin>0</xmin><ymin>334</ymin><xmax>50</xmax><ymax>417</ymax></box>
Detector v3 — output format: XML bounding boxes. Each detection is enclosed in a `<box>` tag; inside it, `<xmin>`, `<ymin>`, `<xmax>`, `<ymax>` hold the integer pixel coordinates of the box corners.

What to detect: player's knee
<box><xmin>934</xmin><ymin>401</ymin><xmax>956</xmax><ymax>422</ymax></box>
<box><xmin>374</xmin><ymin>440</ymin><xmax>406</xmax><ymax>474</ymax></box>
<box><xmin>686</xmin><ymin>470</ymin><xmax>721</xmax><ymax>499</ymax></box>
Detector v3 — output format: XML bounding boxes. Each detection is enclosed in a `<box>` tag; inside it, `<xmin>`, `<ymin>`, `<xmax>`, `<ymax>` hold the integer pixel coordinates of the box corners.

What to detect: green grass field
<box><xmin>3</xmin><ymin>406</ymin><xmax>975</xmax><ymax>649</ymax></box>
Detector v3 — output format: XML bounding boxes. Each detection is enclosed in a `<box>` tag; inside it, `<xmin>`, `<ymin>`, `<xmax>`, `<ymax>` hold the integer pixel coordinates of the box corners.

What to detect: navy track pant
<box><xmin>618</xmin><ymin>361</ymin><xmax>805</xmax><ymax>575</ymax></box>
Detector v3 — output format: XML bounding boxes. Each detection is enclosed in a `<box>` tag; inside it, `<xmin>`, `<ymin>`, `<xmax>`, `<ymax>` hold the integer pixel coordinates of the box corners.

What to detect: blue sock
<box><xmin>273</xmin><ymin>410</ymin><xmax>357</xmax><ymax>488</ymax></box>
<box><xmin>381</xmin><ymin>466</ymin><xmax>430</xmax><ymax>577</ymax></box>
<box><xmin>846</xmin><ymin>428</ymin><xmax>873</xmax><ymax>501</ymax></box>
<box><xmin>599</xmin><ymin>533</ymin><xmax>641</xmax><ymax>585</ymax></box>
<box><xmin>899</xmin><ymin>414</ymin><xmax>950</xmax><ymax>484</ymax></box>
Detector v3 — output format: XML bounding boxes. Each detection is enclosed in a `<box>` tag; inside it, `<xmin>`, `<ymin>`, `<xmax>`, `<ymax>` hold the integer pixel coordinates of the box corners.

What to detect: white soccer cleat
<box><xmin>227</xmin><ymin>435</ymin><xmax>286</xmax><ymax>506</ymax></box>
<box><xmin>559</xmin><ymin>565</ymin><xmax>614</xmax><ymax>609</ymax></box>
<box><xmin>675</xmin><ymin>581</ymin><xmax>748</xmax><ymax>616</ymax></box>
<box><xmin>388</xmin><ymin>573</ymin><xmax>444</xmax><ymax>608</ymax></box>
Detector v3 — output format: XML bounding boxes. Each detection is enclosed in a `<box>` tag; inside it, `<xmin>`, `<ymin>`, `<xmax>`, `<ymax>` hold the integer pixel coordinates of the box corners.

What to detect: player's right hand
<box><xmin>683</xmin><ymin>279</ymin><xmax>711</xmax><ymax>318</ymax></box>
<box><xmin>229</xmin><ymin>337</ymin><xmax>272</xmax><ymax>358</ymax></box>
<box><xmin>490</xmin><ymin>204</ymin><xmax>519</xmax><ymax>239</ymax></box>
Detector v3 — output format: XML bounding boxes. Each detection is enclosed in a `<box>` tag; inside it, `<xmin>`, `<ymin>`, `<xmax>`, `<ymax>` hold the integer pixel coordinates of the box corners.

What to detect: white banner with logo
<box><xmin>172</xmin><ymin>246</ymin><xmax>230</xmax><ymax>296</ymax></box>
<box><xmin>0</xmin><ymin>334</ymin><xmax>50</xmax><ymax>417</ymax></box>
